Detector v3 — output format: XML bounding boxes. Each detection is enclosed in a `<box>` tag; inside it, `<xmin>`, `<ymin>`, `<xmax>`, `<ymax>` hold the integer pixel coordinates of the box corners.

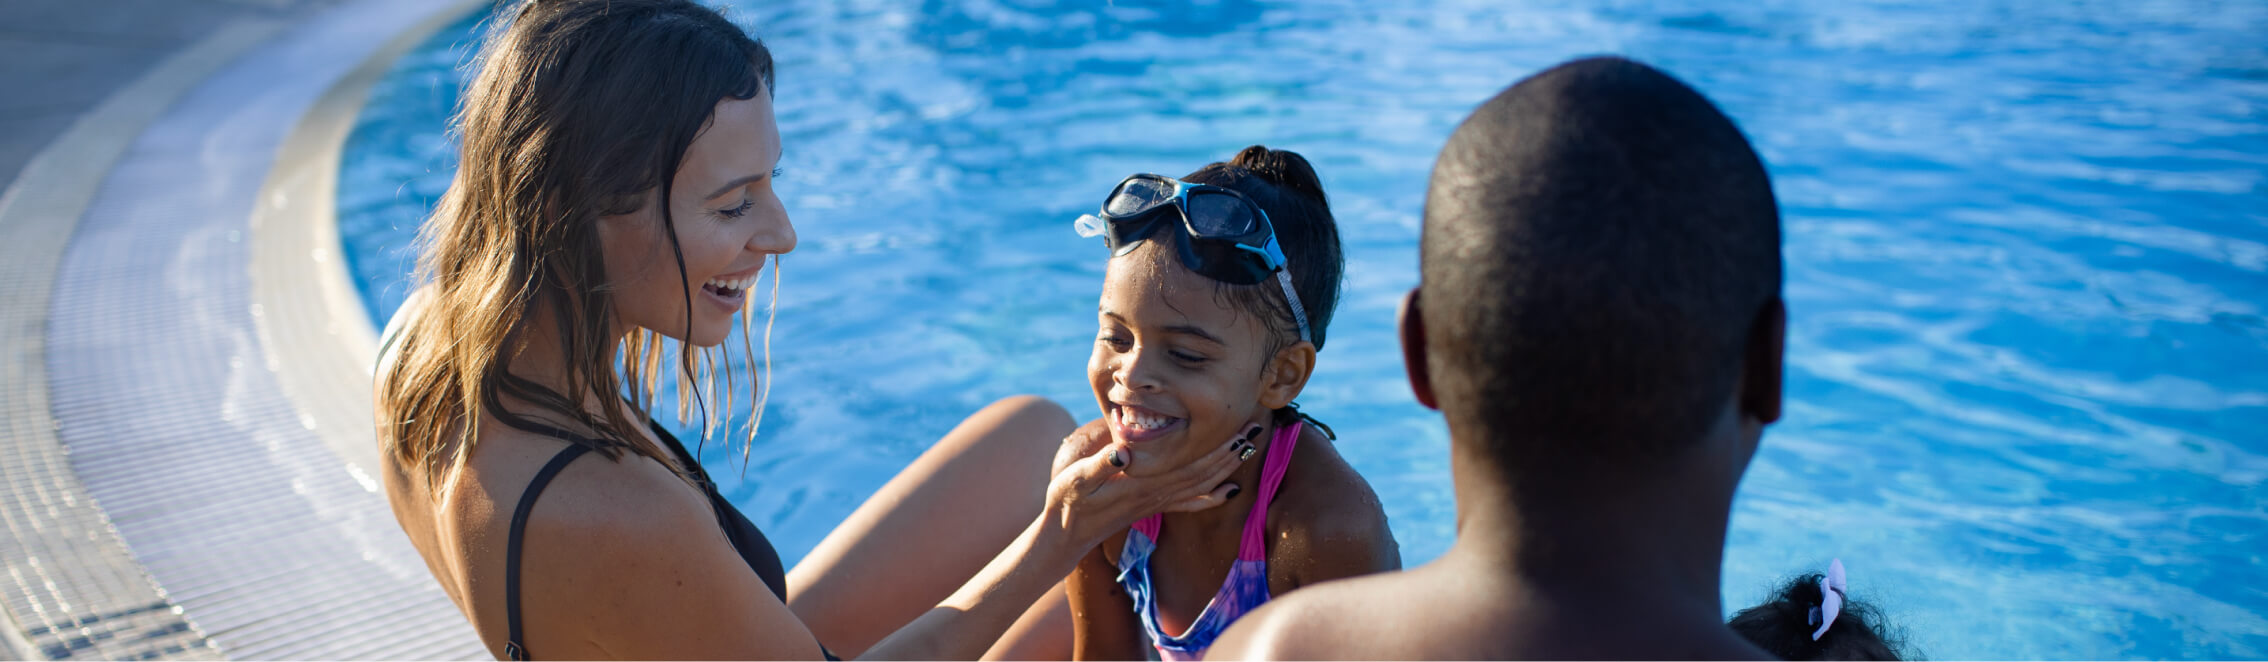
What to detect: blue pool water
<box><xmin>337</xmin><ymin>1</ymin><xmax>2268</xmax><ymax>658</ymax></box>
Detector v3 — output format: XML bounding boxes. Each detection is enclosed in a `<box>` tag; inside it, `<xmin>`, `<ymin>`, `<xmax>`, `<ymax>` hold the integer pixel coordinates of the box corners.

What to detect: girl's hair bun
<box><xmin>1229</xmin><ymin>145</ymin><xmax>1328</xmax><ymax>207</ymax></box>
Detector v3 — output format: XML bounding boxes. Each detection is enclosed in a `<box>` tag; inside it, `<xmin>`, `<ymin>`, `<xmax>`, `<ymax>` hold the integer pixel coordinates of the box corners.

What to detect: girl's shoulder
<box><xmin>1273</xmin><ymin>425</ymin><xmax>1385</xmax><ymax>521</ymax></box>
<box><xmin>1264</xmin><ymin>426</ymin><xmax>1401</xmax><ymax>585</ymax></box>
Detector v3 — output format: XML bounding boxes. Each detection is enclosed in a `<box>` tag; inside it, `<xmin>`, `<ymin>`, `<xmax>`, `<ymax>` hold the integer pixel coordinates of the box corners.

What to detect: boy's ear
<box><xmin>1259</xmin><ymin>338</ymin><xmax>1318</xmax><ymax>410</ymax></box>
<box><xmin>1740</xmin><ymin>297</ymin><xmax>1786</xmax><ymax>424</ymax></box>
<box><xmin>1399</xmin><ymin>288</ymin><xmax>1438</xmax><ymax>410</ymax></box>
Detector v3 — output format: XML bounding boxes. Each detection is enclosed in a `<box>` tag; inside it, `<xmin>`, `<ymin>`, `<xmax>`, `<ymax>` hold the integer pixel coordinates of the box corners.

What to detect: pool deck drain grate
<box><xmin>0</xmin><ymin>0</ymin><xmax>488</xmax><ymax>659</ymax></box>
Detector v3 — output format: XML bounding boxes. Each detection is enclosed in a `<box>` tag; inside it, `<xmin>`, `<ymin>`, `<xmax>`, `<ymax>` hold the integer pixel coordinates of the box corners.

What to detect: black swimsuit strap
<box><xmin>504</xmin><ymin>443</ymin><xmax>591</xmax><ymax>661</ymax></box>
<box><xmin>494</xmin><ymin>421</ymin><xmax>836</xmax><ymax>661</ymax></box>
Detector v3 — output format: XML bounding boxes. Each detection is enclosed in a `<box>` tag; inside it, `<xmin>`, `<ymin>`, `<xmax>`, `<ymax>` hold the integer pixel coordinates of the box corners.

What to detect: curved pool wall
<box><xmin>3</xmin><ymin>0</ymin><xmax>492</xmax><ymax>658</ymax></box>
<box><xmin>338</xmin><ymin>1</ymin><xmax>2268</xmax><ymax>658</ymax></box>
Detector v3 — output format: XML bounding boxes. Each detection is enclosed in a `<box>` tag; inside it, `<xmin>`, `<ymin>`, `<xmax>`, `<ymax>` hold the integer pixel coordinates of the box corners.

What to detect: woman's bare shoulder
<box><xmin>501</xmin><ymin>435</ymin><xmax>827</xmax><ymax>659</ymax></box>
<box><xmin>375</xmin><ymin>286</ymin><xmax>435</xmax><ymax>373</ymax></box>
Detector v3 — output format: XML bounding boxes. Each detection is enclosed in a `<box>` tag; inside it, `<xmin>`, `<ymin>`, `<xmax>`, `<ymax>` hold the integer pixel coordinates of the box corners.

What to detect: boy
<box><xmin>1208</xmin><ymin>56</ymin><xmax>1786</xmax><ymax>659</ymax></box>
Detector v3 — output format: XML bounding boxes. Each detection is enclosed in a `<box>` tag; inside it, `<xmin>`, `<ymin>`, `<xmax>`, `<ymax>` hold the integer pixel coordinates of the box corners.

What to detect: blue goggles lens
<box><xmin>1089</xmin><ymin>175</ymin><xmax>1283</xmax><ymax>285</ymax></box>
<box><xmin>1074</xmin><ymin>174</ymin><xmax>1312</xmax><ymax>343</ymax></box>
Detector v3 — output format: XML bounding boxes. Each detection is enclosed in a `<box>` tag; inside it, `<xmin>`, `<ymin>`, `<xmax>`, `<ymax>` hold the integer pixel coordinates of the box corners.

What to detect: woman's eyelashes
<box><xmin>710</xmin><ymin>169</ymin><xmax>781</xmax><ymax>219</ymax></box>
<box><xmin>714</xmin><ymin>198</ymin><xmax>756</xmax><ymax>219</ymax></box>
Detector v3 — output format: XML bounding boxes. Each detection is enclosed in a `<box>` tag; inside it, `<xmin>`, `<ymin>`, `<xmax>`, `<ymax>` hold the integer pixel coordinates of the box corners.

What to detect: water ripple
<box><xmin>338</xmin><ymin>1</ymin><xmax>2268</xmax><ymax>657</ymax></box>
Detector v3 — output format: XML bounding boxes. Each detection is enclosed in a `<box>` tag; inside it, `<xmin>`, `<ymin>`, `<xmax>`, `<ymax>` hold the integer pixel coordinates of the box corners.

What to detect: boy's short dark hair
<box><xmin>1419</xmin><ymin>56</ymin><xmax>1781</xmax><ymax>468</ymax></box>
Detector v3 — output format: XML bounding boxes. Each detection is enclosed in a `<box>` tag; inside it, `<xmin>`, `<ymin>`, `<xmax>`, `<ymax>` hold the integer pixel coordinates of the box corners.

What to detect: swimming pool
<box><xmin>336</xmin><ymin>1</ymin><xmax>2268</xmax><ymax>657</ymax></box>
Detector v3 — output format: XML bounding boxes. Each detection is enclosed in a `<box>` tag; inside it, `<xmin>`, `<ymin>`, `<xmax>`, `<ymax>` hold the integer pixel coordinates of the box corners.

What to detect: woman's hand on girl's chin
<box><xmin>1050</xmin><ymin>418</ymin><xmax>1114</xmax><ymax>480</ymax></box>
<box><xmin>1041</xmin><ymin>421</ymin><xmax>1260</xmax><ymax>548</ymax></box>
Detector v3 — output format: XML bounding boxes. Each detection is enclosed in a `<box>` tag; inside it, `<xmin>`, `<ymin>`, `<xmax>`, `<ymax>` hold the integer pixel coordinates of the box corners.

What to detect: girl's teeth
<box><xmin>1119</xmin><ymin>407</ymin><xmax>1171</xmax><ymax>430</ymax></box>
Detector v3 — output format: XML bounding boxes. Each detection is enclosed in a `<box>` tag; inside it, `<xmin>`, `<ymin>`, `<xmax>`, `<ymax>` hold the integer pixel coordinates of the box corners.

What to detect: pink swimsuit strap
<box><xmin>1117</xmin><ymin>421</ymin><xmax>1306</xmax><ymax>661</ymax></box>
<box><xmin>1128</xmin><ymin>421</ymin><xmax>1302</xmax><ymax>559</ymax></box>
<box><xmin>1239</xmin><ymin>421</ymin><xmax>1301</xmax><ymax>560</ymax></box>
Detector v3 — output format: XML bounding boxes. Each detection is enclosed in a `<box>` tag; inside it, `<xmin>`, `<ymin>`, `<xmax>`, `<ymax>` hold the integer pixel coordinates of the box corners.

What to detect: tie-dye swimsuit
<box><xmin>1115</xmin><ymin>421</ymin><xmax>1303</xmax><ymax>661</ymax></box>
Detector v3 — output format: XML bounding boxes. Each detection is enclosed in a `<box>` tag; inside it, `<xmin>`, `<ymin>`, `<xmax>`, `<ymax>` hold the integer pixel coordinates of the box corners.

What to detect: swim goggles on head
<box><xmin>1075</xmin><ymin>173</ymin><xmax>1310</xmax><ymax>344</ymax></box>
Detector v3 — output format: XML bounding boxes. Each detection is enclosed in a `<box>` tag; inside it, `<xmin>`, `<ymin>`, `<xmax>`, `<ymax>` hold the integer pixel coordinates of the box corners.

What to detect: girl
<box><xmin>1065</xmin><ymin>146</ymin><xmax>1402</xmax><ymax>660</ymax></box>
<box><xmin>373</xmin><ymin>2</ymin><xmax>1247</xmax><ymax>659</ymax></box>
<box><xmin>1729</xmin><ymin>560</ymin><xmax>1915</xmax><ymax>660</ymax></box>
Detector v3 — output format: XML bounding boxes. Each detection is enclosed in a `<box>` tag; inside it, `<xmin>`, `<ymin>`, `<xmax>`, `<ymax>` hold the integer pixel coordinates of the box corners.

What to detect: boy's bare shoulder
<box><xmin>1221</xmin><ymin>558</ymin><xmax>1775</xmax><ymax>661</ymax></box>
<box><xmin>1220</xmin><ymin>557</ymin><xmax>1571</xmax><ymax>660</ymax></box>
<box><xmin>1209</xmin><ymin>570</ymin><xmax>1432</xmax><ymax>660</ymax></box>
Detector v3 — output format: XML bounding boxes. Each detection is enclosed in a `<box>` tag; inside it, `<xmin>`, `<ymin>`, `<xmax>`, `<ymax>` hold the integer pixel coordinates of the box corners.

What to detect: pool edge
<box><xmin>0</xmin><ymin>16</ymin><xmax>289</xmax><ymax>661</ymax></box>
<box><xmin>248</xmin><ymin>0</ymin><xmax>492</xmax><ymax>496</ymax></box>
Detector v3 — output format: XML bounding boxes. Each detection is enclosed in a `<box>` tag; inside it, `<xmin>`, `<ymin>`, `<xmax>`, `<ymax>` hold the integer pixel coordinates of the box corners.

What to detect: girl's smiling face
<box><xmin>1089</xmin><ymin>241</ymin><xmax>1314</xmax><ymax>463</ymax></box>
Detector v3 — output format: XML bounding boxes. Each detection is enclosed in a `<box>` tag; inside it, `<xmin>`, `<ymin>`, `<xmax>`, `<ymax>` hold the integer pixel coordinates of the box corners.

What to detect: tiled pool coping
<box><xmin>0</xmin><ymin>17</ymin><xmax>283</xmax><ymax>659</ymax></box>
<box><xmin>1</xmin><ymin>0</ymin><xmax>487</xmax><ymax>658</ymax></box>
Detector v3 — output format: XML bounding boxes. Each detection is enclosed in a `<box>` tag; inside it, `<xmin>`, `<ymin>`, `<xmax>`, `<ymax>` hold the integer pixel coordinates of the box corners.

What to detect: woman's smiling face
<box><xmin>599</xmin><ymin>94</ymin><xmax>795</xmax><ymax>347</ymax></box>
<box><xmin>1089</xmin><ymin>241</ymin><xmax>1280</xmax><ymax>463</ymax></box>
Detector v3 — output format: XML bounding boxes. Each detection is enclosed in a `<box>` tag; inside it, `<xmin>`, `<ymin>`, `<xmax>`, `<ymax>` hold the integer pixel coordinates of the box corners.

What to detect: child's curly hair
<box><xmin>1728</xmin><ymin>569</ymin><xmax>1916</xmax><ymax>660</ymax></box>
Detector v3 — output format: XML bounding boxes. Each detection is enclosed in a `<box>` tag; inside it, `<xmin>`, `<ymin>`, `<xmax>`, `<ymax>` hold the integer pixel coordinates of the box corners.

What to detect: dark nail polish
<box><xmin>1226</xmin><ymin>485</ymin><xmax>1242</xmax><ymax>500</ymax></box>
<box><xmin>1109</xmin><ymin>449</ymin><xmax>1126</xmax><ymax>467</ymax></box>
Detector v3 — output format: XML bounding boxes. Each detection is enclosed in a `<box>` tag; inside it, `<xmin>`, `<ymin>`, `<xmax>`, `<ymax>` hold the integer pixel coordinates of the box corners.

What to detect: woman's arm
<box><xmin>533</xmin><ymin>421</ymin><xmax>1242</xmax><ymax>660</ymax></box>
<box><xmin>856</xmin><ymin>435</ymin><xmax>1243</xmax><ymax>660</ymax></box>
<box><xmin>1066</xmin><ymin>536</ymin><xmax>1146</xmax><ymax>660</ymax></box>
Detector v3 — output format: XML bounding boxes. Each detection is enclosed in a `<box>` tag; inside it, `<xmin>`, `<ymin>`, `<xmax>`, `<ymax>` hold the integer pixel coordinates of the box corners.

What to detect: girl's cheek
<box><xmin>1184</xmin><ymin>387</ymin><xmax>1229</xmax><ymax>434</ymax></box>
<box><xmin>1085</xmin><ymin>345</ymin><xmax>1118</xmax><ymax>397</ymax></box>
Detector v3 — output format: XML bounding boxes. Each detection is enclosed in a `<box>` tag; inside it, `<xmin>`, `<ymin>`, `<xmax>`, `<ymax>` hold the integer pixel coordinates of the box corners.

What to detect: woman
<box><xmin>374</xmin><ymin>1</ymin><xmax>1246</xmax><ymax>659</ymax></box>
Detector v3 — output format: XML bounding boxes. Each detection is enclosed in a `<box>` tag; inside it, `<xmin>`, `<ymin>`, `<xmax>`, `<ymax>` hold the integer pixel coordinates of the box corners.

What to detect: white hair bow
<box><xmin>1807</xmin><ymin>558</ymin><xmax>1848</xmax><ymax>641</ymax></box>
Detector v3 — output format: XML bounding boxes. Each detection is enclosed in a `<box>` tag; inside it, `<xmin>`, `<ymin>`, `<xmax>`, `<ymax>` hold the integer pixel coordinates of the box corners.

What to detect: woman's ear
<box><xmin>1258</xmin><ymin>339</ymin><xmax>1318</xmax><ymax>410</ymax></box>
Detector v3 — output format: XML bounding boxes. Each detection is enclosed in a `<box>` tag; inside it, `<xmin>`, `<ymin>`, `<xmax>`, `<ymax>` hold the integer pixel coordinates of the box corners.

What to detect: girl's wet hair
<box><xmin>1176</xmin><ymin>145</ymin><xmax>1346</xmax><ymax>353</ymax></box>
<box><xmin>1728</xmin><ymin>572</ymin><xmax>1913</xmax><ymax>661</ymax></box>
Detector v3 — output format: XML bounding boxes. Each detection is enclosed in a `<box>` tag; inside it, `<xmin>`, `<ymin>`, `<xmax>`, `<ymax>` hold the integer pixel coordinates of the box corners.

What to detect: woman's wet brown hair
<box><xmin>381</xmin><ymin>0</ymin><xmax>775</xmax><ymax>490</ymax></box>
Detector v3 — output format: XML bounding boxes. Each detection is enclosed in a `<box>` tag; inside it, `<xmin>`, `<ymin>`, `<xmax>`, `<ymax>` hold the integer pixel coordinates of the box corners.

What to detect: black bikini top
<box><xmin>499</xmin><ymin>420</ymin><xmax>797</xmax><ymax>660</ymax></box>
<box><xmin>381</xmin><ymin>317</ymin><xmax>826</xmax><ymax>658</ymax></box>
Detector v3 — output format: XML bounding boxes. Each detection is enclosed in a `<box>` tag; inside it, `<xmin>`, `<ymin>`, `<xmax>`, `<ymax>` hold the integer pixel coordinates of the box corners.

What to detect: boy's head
<box><xmin>1728</xmin><ymin>570</ymin><xmax>1910</xmax><ymax>660</ymax></box>
<box><xmin>1088</xmin><ymin>146</ymin><xmax>1345</xmax><ymax>458</ymax></box>
<box><xmin>1404</xmin><ymin>56</ymin><xmax>1784</xmax><ymax>479</ymax></box>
